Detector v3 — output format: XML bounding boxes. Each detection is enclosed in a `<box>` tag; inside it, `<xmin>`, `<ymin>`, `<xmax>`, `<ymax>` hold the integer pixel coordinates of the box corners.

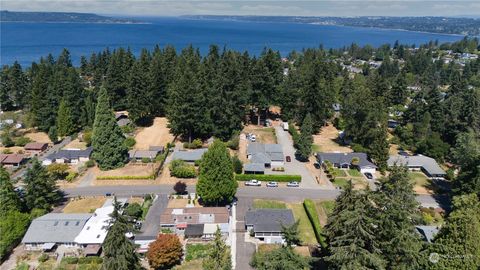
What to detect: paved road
<box><xmin>63</xmin><ymin>185</ymin><xmax>449</xmax><ymax>209</ymax></box>
<box><xmin>274</xmin><ymin>126</ymin><xmax>319</xmax><ymax>188</ymax></box>
<box><xmin>137</xmin><ymin>194</ymin><xmax>169</xmax><ymax>237</ymax></box>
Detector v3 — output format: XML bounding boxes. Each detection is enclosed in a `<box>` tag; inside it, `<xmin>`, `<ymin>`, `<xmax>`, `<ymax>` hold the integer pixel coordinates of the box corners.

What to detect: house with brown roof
<box><xmin>160</xmin><ymin>207</ymin><xmax>230</xmax><ymax>239</ymax></box>
<box><xmin>0</xmin><ymin>154</ymin><xmax>26</xmax><ymax>167</ymax></box>
<box><xmin>24</xmin><ymin>142</ymin><xmax>48</xmax><ymax>155</ymax></box>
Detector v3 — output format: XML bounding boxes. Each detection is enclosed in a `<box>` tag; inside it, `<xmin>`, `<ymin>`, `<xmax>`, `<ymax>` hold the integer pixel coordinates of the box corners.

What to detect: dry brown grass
<box><xmin>23</xmin><ymin>130</ymin><xmax>51</xmax><ymax>143</ymax></box>
<box><xmin>0</xmin><ymin>146</ymin><xmax>24</xmax><ymax>154</ymax></box>
<box><xmin>94</xmin><ymin>163</ymin><xmax>157</xmax><ymax>177</ymax></box>
<box><xmin>313</xmin><ymin>124</ymin><xmax>351</xmax><ymax>153</ymax></box>
<box><xmin>134</xmin><ymin>117</ymin><xmax>174</xmax><ymax>150</ymax></box>
<box><xmin>129</xmin><ymin>197</ymin><xmax>144</xmax><ymax>205</ymax></box>
<box><xmin>242</xmin><ymin>125</ymin><xmax>277</xmax><ymax>144</ymax></box>
<box><xmin>64</xmin><ymin>139</ymin><xmax>87</xmax><ymax>150</ymax></box>
<box><xmin>167</xmin><ymin>199</ymin><xmax>188</xmax><ymax>208</ymax></box>
<box><xmin>63</xmin><ymin>197</ymin><xmax>106</xmax><ymax>213</ymax></box>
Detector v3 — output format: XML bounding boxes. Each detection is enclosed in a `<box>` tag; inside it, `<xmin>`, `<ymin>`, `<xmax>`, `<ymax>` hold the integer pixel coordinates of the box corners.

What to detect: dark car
<box><xmin>364</xmin><ymin>173</ymin><xmax>373</xmax><ymax>180</ymax></box>
<box><xmin>286</xmin><ymin>156</ymin><xmax>291</xmax><ymax>162</ymax></box>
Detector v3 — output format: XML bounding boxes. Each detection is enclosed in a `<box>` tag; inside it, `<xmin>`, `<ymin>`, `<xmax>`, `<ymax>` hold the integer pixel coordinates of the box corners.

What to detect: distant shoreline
<box><xmin>0</xmin><ymin>20</ymin><xmax>150</xmax><ymax>25</ymax></box>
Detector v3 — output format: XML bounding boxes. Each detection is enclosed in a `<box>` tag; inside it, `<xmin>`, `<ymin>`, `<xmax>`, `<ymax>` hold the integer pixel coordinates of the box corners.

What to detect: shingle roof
<box><xmin>247</xmin><ymin>143</ymin><xmax>284</xmax><ymax>163</ymax></box>
<box><xmin>185</xmin><ymin>224</ymin><xmax>204</xmax><ymax>237</ymax></box>
<box><xmin>387</xmin><ymin>155</ymin><xmax>445</xmax><ymax>176</ymax></box>
<box><xmin>22</xmin><ymin>213</ymin><xmax>92</xmax><ymax>244</ymax></box>
<box><xmin>0</xmin><ymin>154</ymin><xmax>25</xmax><ymax>164</ymax></box>
<box><xmin>316</xmin><ymin>152</ymin><xmax>377</xmax><ymax>168</ymax></box>
<box><xmin>24</xmin><ymin>142</ymin><xmax>48</xmax><ymax>150</ymax></box>
<box><xmin>245</xmin><ymin>209</ymin><xmax>294</xmax><ymax>233</ymax></box>
<box><xmin>129</xmin><ymin>150</ymin><xmax>158</xmax><ymax>159</ymax></box>
<box><xmin>47</xmin><ymin>147</ymin><xmax>93</xmax><ymax>160</ymax></box>
<box><xmin>160</xmin><ymin>207</ymin><xmax>229</xmax><ymax>225</ymax></box>
<box><xmin>244</xmin><ymin>163</ymin><xmax>265</xmax><ymax>173</ymax></box>
<box><xmin>251</xmin><ymin>153</ymin><xmax>271</xmax><ymax>164</ymax></box>
<box><xmin>171</xmin><ymin>148</ymin><xmax>208</xmax><ymax>162</ymax></box>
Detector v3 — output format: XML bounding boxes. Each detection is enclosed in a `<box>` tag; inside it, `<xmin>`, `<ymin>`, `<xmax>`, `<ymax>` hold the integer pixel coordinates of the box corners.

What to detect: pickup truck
<box><xmin>245</xmin><ymin>179</ymin><xmax>262</xmax><ymax>186</ymax></box>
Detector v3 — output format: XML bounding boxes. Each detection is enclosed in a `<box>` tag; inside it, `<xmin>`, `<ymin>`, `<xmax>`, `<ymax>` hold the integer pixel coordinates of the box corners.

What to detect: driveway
<box><xmin>235</xmin><ymin>197</ymin><xmax>254</xmax><ymax>270</ymax></box>
<box><xmin>137</xmin><ymin>194</ymin><xmax>169</xmax><ymax>237</ymax></box>
<box><xmin>274</xmin><ymin>126</ymin><xmax>319</xmax><ymax>188</ymax></box>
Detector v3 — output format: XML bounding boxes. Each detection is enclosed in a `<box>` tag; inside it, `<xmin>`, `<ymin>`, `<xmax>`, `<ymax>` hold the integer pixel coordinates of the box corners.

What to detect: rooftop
<box><xmin>129</xmin><ymin>150</ymin><xmax>158</xmax><ymax>159</ymax></box>
<box><xmin>24</xmin><ymin>142</ymin><xmax>48</xmax><ymax>150</ymax></box>
<box><xmin>316</xmin><ymin>152</ymin><xmax>377</xmax><ymax>168</ymax></box>
<box><xmin>245</xmin><ymin>209</ymin><xmax>294</xmax><ymax>233</ymax></box>
<box><xmin>387</xmin><ymin>155</ymin><xmax>445</xmax><ymax>176</ymax></box>
<box><xmin>160</xmin><ymin>207</ymin><xmax>229</xmax><ymax>225</ymax></box>
<box><xmin>247</xmin><ymin>143</ymin><xmax>284</xmax><ymax>163</ymax></box>
<box><xmin>171</xmin><ymin>148</ymin><xmax>208</xmax><ymax>162</ymax></box>
<box><xmin>47</xmin><ymin>147</ymin><xmax>93</xmax><ymax>160</ymax></box>
<box><xmin>0</xmin><ymin>154</ymin><xmax>25</xmax><ymax>164</ymax></box>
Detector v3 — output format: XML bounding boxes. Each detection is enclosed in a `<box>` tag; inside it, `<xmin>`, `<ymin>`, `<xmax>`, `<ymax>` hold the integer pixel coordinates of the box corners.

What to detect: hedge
<box><xmin>235</xmin><ymin>174</ymin><xmax>301</xmax><ymax>182</ymax></box>
<box><xmin>96</xmin><ymin>175</ymin><xmax>154</xmax><ymax>180</ymax></box>
<box><xmin>303</xmin><ymin>199</ymin><xmax>327</xmax><ymax>248</ymax></box>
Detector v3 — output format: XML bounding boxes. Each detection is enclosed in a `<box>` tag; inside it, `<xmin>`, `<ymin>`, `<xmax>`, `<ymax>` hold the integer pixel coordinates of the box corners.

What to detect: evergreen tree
<box><xmin>296</xmin><ymin>113</ymin><xmax>313</xmax><ymax>161</ymax></box>
<box><xmin>102</xmin><ymin>198</ymin><xmax>141</xmax><ymax>270</ymax></box>
<box><xmin>48</xmin><ymin>126</ymin><xmax>58</xmax><ymax>144</ymax></box>
<box><xmin>197</xmin><ymin>140</ymin><xmax>237</xmax><ymax>205</ymax></box>
<box><xmin>56</xmin><ymin>99</ymin><xmax>75</xmax><ymax>136</ymax></box>
<box><xmin>281</xmin><ymin>220</ymin><xmax>301</xmax><ymax>246</ymax></box>
<box><xmin>203</xmin><ymin>227</ymin><xmax>232</xmax><ymax>270</ymax></box>
<box><xmin>250</xmin><ymin>246</ymin><xmax>309</xmax><ymax>270</ymax></box>
<box><xmin>0</xmin><ymin>66</ymin><xmax>14</xmax><ymax>111</ymax></box>
<box><xmin>127</xmin><ymin>49</ymin><xmax>152</xmax><ymax>123</ymax></box>
<box><xmin>451</xmin><ymin>130</ymin><xmax>480</xmax><ymax>196</ymax></box>
<box><xmin>24</xmin><ymin>159</ymin><xmax>61</xmax><ymax>211</ymax></box>
<box><xmin>0</xmin><ymin>166</ymin><xmax>22</xmax><ymax>214</ymax></box>
<box><xmin>92</xmin><ymin>87</ymin><xmax>128</xmax><ymax>170</ymax></box>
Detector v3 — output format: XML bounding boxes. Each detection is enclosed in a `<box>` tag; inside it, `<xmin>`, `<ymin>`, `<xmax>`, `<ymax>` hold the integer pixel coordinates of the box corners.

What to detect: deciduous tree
<box><xmin>147</xmin><ymin>234</ymin><xmax>183</xmax><ymax>270</ymax></box>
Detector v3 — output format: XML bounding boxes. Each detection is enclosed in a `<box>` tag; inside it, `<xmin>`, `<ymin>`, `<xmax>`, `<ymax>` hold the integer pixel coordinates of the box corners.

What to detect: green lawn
<box><xmin>409</xmin><ymin>172</ymin><xmax>430</xmax><ymax>187</ymax></box>
<box><xmin>185</xmin><ymin>244</ymin><xmax>211</xmax><ymax>262</ymax></box>
<box><xmin>287</xmin><ymin>203</ymin><xmax>318</xmax><ymax>245</ymax></box>
<box><xmin>347</xmin><ymin>169</ymin><xmax>362</xmax><ymax>177</ymax></box>
<box><xmin>253</xmin><ymin>199</ymin><xmax>287</xmax><ymax>209</ymax></box>
<box><xmin>174</xmin><ymin>259</ymin><xmax>203</xmax><ymax>270</ymax></box>
<box><xmin>317</xmin><ymin>201</ymin><xmax>335</xmax><ymax>216</ymax></box>
<box><xmin>312</xmin><ymin>144</ymin><xmax>322</xmax><ymax>152</ymax></box>
<box><xmin>332</xmin><ymin>178</ymin><xmax>349</xmax><ymax>189</ymax></box>
<box><xmin>332</xmin><ymin>169</ymin><xmax>347</xmax><ymax>177</ymax></box>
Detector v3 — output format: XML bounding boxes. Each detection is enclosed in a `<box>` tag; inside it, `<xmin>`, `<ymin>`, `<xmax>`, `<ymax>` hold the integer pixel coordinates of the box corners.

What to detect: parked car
<box><xmin>364</xmin><ymin>173</ymin><xmax>373</xmax><ymax>180</ymax></box>
<box><xmin>266</xmin><ymin>181</ymin><xmax>278</xmax><ymax>187</ymax></box>
<box><xmin>286</xmin><ymin>156</ymin><xmax>291</xmax><ymax>162</ymax></box>
<box><xmin>287</xmin><ymin>181</ymin><xmax>299</xmax><ymax>187</ymax></box>
<box><xmin>245</xmin><ymin>179</ymin><xmax>262</xmax><ymax>186</ymax></box>
<box><xmin>250</xmin><ymin>135</ymin><xmax>256</xmax><ymax>142</ymax></box>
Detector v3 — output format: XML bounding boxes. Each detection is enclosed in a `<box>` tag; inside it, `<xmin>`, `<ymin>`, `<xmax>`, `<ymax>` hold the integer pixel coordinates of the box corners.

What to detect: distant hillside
<box><xmin>184</xmin><ymin>15</ymin><xmax>480</xmax><ymax>36</ymax></box>
<box><xmin>0</xmin><ymin>10</ymin><xmax>141</xmax><ymax>23</ymax></box>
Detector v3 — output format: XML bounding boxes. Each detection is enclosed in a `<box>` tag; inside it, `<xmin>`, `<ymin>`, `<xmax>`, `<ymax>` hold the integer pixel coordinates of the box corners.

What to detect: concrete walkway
<box><xmin>77</xmin><ymin>169</ymin><xmax>95</xmax><ymax>187</ymax></box>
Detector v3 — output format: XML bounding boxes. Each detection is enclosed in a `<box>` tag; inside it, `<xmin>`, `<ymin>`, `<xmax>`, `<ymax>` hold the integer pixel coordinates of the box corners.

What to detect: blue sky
<box><xmin>2</xmin><ymin>1</ymin><xmax>480</xmax><ymax>17</ymax></box>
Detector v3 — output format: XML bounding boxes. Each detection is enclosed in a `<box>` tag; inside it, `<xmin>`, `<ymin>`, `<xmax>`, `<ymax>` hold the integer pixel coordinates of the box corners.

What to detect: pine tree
<box><xmin>0</xmin><ymin>166</ymin><xmax>22</xmax><ymax>214</ymax></box>
<box><xmin>203</xmin><ymin>227</ymin><xmax>232</xmax><ymax>270</ymax></box>
<box><xmin>24</xmin><ymin>159</ymin><xmax>61</xmax><ymax>211</ymax></box>
<box><xmin>451</xmin><ymin>130</ymin><xmax>480</xmax><ymax>196</ymax></box>
<box><xmin>92</xmin><ymin>87</ymin><xmax>128</xmax><ymax>170</ymax></box>
<box><xmin>102</xmin><ymin>199</ymin><xmax>141</xmax><ymax>270</ymax></box>
<box><xmin>296</xmin><ymin>113</ymin><xmax>313</xmax><ymax>161</ymax></box>
<box><xmin>56</xmin><ymin>99</ymin><xmax>75</xmax><ymax>136</ymax></box>
<box><xmin>127</xmin><ymin>49</ymin><xmax>152</xmax><ymax>123</ymax></box>
<box><xmin>0</xmin><ymin>66</ymin><xmax>14</xmax><ymax>111</ymax></box>
<box><xmin>197</xmin><ymin>140</ymin><xmax>237</xmax><ymax>205</ymax></box>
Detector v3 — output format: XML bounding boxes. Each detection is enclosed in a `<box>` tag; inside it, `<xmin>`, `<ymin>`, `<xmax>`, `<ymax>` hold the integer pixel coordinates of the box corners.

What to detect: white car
<box><xmin>266</xmin><ymin>181</ymin><xmax>278</xmax><ymax>187</ymax></box>
<box><xmin>245</xmin><ymin>179</ymin><xmax>262</xmax><ymax>186</ymax></box>
<box><xmin>250</xmin><ymin>135</ymin><xmax>256</xmax><ymax>142</ymax></box>
<box><xmin>287</xmin><ymin>181</ymin><xmax>299</xmax><ymax>187</ymax></box>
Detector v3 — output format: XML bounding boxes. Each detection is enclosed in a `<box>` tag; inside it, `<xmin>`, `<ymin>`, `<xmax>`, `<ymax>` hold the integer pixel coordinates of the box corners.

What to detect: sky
<box><xmin>2</xmin><ymin>0</ymin><xmax>480</xmax><ymax>17</ymax></box>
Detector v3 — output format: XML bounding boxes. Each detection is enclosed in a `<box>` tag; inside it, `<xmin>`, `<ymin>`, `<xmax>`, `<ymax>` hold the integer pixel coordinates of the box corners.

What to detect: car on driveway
<box><xmin>286</xmin><ymin>156</ymin><xmax>291</xmax><ymax>162</ymax></box>
<box><xmin>245</xmin><ymin>179</ymin><xmax>262</xmax><ymax>186</ymax></box>
<box><xmin>266</xmin><ymin>181</ymin><xmax>278</xmax><ymax>187</ymax></box>
<box><xmin>364</xmin><ymin>173</ymin><xmax>373</xmax><ymax>180</ymax></box>
<box><xmin>287</xmin><ymin>181</ymin><xmax>299</xmax><ymax>187</ymax></box>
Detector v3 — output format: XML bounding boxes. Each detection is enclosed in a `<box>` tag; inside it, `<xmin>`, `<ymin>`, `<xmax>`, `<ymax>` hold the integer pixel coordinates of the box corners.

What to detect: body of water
<box><xmin>1</xmin><ymin>17</ymin><xmax>464</xmax><ymax>66</ymax></box>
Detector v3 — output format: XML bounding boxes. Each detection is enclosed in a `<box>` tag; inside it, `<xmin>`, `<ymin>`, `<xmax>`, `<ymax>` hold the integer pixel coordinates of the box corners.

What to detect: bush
<box><xmin>235</xmin><ymin>174</ymin><xmax>301</xmax><ymax>182</ymax></box>
<box><xmin>65</xmin><ymin>171</ymin><xmax>78</xmax><ymax>182</ymax></box>
<box><xmin>303</xmin><ymin>199</ymin><xmax>326</xmax><ymax>248</ymax></box>
<box><xmin>82</xmin><ymin>130</ymin><xmax>93</xmax><ymax>146</ymax></box>
<box><xmin>38</xmin><ymin>253</ymin><xmax>49</xmax><ymax>262</ymax></box>
<box><xmin>231</xmin><ymin>155</ymin><xmax>243</xmax><ymax>174</ymax></box>
<box><xmin>14</xmin><ymin>136</ymin><xmax>32</xmax><ymax>147</ymax></box>
<box><xmin>62</xmin><ymin>257</ymin><xmax>79</xmax><ymax>264</ymax></box>
<box><xmin>96</xmin><ymin>175</ymin><xmax>154</xmax><ymax>180</ymax></box>
<box><xmin>1</xmin><ymin>132</ymin><xmax>14</xmax><ymax>147</ymax></box>
<box><xmin>121</xmin><ymin>124</ymin><xmax>135</xmax><ymax>134</ymax></box>
<box><xmin>141</xmin><ymin>157</ymin><xmax>151</xmax><ymax>163</ymax></box>
<box><xmin>184</xmin><ymin>138</ymin><xmax>203</xmax><ymax>149</ymax></box>
<box><xmin>227</xmin><ymin>134</ymin><xmax>240</xmax><ymax>150</ymax></box>
<box><xmin>77</xmin><ymin>256</ymin><xmax>102</xmax><ymax>264</ymax></box>
<box><xmin>85</xmin><ymin>160</ymin><xmax>95</xmax><ymax>168</ymax></box>
<box><xmin>170</xmin><ymin>159</ymin><xmax>196</xmax><ymax>178</ymax></box>
<box><xmin>47</xmin><ymin>163</ymin><xmax>70</xmax><ymax>180</ymax></box>
<box><xmin>123</xmin><ymin>137</ymin><xmax>136</xmax><ymax>149</ymax></box>
<box><xmin>173</xmin><ymin>181</ymin><xmax>187</xmax><ymax>194</ymax></box>
<box><xmin>124</xmin><ymin>203</ymin><xmax>143</xmax><ymax>219</ymax></box>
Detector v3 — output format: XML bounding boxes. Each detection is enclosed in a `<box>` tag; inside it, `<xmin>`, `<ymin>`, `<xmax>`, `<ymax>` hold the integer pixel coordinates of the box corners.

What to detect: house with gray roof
<box><xmin>245</xmin><ymin>209</ymin><xmax>294</xmax><ymax>244</ymax></box>
<box><xmin>42</xmin><ymin>147</ymin><xmax>93</xmax><ymax>165</ymax></box>
<box><xmin>22</xmin><ymin>213</ymin><xmax>92</xmax><ymax>251</ymax></box>
<box><xmin>316</xmin><ymin>152</ymin><xmax>377</xmax><ymax>174</ymax></box>
<box><xmin>387</xmin><ymin>155</ymin><xmax>446</xmax><ymax>178</ymax></box>
<box><xmin>171</xmin><ymin>148</ymin><xmax>208</xmax><ymax>163</ymax></box>
<box><xmin>244</xmin><ymin>163</ymin><xmax>265</xmax><ymax>174</ymax></box>
<box><xmin>246</xmin><ymin>143</ymin><xmax>284</xmax><ymax>170</ymax></box>
<box><xmin>128</xmin><ymin>150</ymin><xmax>159</xmax><ymax>161</ymax></box>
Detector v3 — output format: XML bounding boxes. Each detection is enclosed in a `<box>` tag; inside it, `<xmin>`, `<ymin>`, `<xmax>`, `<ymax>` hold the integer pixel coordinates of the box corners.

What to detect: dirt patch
<box><xmin>238</xmin><ymin>134</ymin><xmax>248</xmax><ymax>163</ymax></box>
<box><xmin>94</xmin><ymin>163</ymin><xmax>157</xmax><ymax>178</ymax></box>
<box><xmin>313</xmin><ymin>125</ymin><xmax>351</xmax><ymax>153</ymax></box>
<box><xmin>294</xmin><ymin>246</ymin><xmax>311</xmax><ymax>257</ymax></box>
<box><xmin>134</xmin><ymin>117</ymin><xmax>174</xmax><ymax>150</ymax></box>
<box><xmin>0</xmin><ymin>146</ymin><xmax>24</xmax><ymax>154</ymax></box>
<box><xmin>64</xmin><ymin>139</ymin><xmax>87</xmax><ymax>150</ymax></box>
<box><xmin>22</xmin><ymin>130</ymin><xmax>51</xmax><ymax>144</ymax></box>
<box><xmin>242</xmin><ymin>125</ymin><xmax>277</xmax><ymax>144</ymax></box>
<box><xmin>63</xmin><ymin>197</ymin><xmax>107</xmax><ymax>213</ymax></box>
<box><xmin>129</xmin><ymin>197</ymin><xmax>145</xmax><ymax>205</ymax></box>
<box><xmin>167</xmin><ymin>199</ymin><xmax>188</xmax><ymax>208</ymax></box>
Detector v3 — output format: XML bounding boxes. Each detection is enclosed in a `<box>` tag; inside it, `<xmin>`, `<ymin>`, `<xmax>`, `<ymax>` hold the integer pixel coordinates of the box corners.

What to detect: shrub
<box><xmin>62</xmin><ymin>257</ymin><xmax>78</xmax><ymax>264</ymax></box>
<box><xmin>141</xmin><ymin>157</ymin><xmax>151</xmax><ymax>163</ymax></box>
<box><xmin>85</xmin><ymin>160</ymin><xmax>95</xmax><ymax>168</ymax></box>
<box><xmin>121</xmin><ymin>124</ymin><xmax>135</xmax><ymax>134</ymax></box>
<box><xmin>173</xmin><ymin>181</ymin><xmax>187</xmax><ymax>194</ymax></box>
<box><xmin>184</xmin><ymin>138</ymin><xmax>203</xmax><ymax>149</ymax></box>
<box><xmin>14</xmin><ymin>136</ymin><xmax>31</xmax><ymax>147</ymax></box>
<box><xmin>227</xmin><ymin>134</ymin><xmax>240</xmax><ymax>150</ymax></box>
<box><xmin>47</xmin><ymin>163</ymin><xmax>70</xmax><ymax>180</ymax></box>
<box><xmin>123</xmin><ymin>137</ymin><xmax>136</xmax><ymax>149</ymax></box>
<box><xmin>97</xmin><ymin>175</ymin><xmax>154</xmax><ymax>180</ymax></box>
<box><xmin>170</xmin><ymin>159</ymin><xmax>196</xmax><ymax>178</ymax></box>
<box><xmin>38</xmin><ymin>253</ymin><xmax>49</xmax><ymax>262</ymax></box>
<box><xmin>2</xmin><ymin>149</ymin><xmax>12</xmax><ymax>154</ymax></box>
<box><xmin>235</xmin><ymin>174</ymin><xmax>301</xmax><ymax>182</ymax></box>
<box><xmin>231</xmin><ymin>155</ymin><xmax>243</xmax><ymax>174</ymax></box>
<box><xmin>124</xmin><ymin>203</ymin><xmax>143</xmax><ymax>219</ymax></box>
<box><xmin>82</xmin><ymin>130</ymin><xmax>93</xmax><ymax>146</ymax></box>
<box><xmin>1</xmin><ymin>132</ymin><xmax>14</xmax><ymax>147</ymax></box>
<box><xmin>65</xmin><ymin>172</ymin><xmax>78</xmax><ymax>182</ymax></box>
<box><xmin>303</xmin><ymin>199</ymin><xmax>326</xmax><ymax>248</ymax></box>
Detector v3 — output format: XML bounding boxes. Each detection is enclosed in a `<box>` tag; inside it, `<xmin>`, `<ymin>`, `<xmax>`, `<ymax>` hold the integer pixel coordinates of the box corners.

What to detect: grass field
<box><xmin>287</xmin><ymin>203</ymin><xmax>317</xmax><ymax>245</ymax></box>
<box><xmin>332</xmin><ymin>178</ymin><xmax>349</xmax><ymax>189</ymax></box>
<box><xmin>253</xmin><ymin>199</ymin><xmax>287</xmax><ymax>209</ymax></box>
<box><xmin>63</xmin><ymin>197</ymin><xmax>106</xmax><ymax>213</ymax></box>
<box><xmin>409</xmin><ymin>172</ymin><xmax>430</xmax><ymax>187</ymax></box>
<box><xmin>185</xmin><ymin>244</ymin><xmax>211</xmax><ymax>262</ymax></box>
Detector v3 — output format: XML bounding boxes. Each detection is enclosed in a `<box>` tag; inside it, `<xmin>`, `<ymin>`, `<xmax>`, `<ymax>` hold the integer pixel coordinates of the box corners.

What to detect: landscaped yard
<box><xmin>173</xmin><ymin>259</ymin><xmax>203</xmax><ymax>270</ymax></box>
<box><xmin>409</xmin><ymin>171</ymin><xmax>433</xmax><ymax>194</ymax></box>
<box><xmin>287</xmin><ymin>203</ymin><xmax>317</xmax><ymax>245</ymax></box>
<box><xmin>347</xmin><ymin>169</ymin><xmax>362</xmax><ymax>177</ymax></box>
<box><xmin>332</xmin><ymin>168</ymin><xmax>347</xmax><ymax>177</ymax></box>
<box><xmin>63</xmin><ymin>197</ymin><xmax>106</xmax><ymax>213</ymax></box>
<box><xmin>185</xmin><ymin>244</ymin><xmax>211</xmax><ymax>262</ymax></box>
<box><xmin>332</xmin><ymin>178</ymin><xmax>349</xmax><ymax>189</ymax></box>
<box><xmin>253</xmin><ymin>199</ymin><xmax>287</xmax><ymax>209</ymax></box>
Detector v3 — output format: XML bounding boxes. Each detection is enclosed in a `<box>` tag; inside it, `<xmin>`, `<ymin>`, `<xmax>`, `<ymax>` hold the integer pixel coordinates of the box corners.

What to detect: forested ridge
<box><xmin>1</xmin><ymin>37</ymin><xmax>479</xmax><ymax>191</ymax></box>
